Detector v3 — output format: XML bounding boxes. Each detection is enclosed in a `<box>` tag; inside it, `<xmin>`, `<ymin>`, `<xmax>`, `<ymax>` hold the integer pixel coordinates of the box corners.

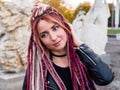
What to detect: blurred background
<box><xmin>0</xmin><ymin>0</ymin><xmax>120</xmax><ymax>90</ymax></box>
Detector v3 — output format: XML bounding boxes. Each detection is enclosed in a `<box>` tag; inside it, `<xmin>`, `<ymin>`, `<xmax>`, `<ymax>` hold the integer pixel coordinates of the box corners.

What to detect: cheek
<box><xmin>60</xmin><ymin>30</ymin><xmax>67</xmax><ymax>40</ymax></box>
<box><xmin>41</xmin><ymin>39</ymin><xmax>50</xmax><ymax>47</ymax></box>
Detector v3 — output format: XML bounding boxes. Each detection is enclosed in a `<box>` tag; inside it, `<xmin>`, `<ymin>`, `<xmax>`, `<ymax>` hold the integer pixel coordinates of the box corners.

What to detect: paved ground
<box><xmin>97</xmin><ymin>36</ymin><xmax>120</xmax><ymax>90</ymax></box>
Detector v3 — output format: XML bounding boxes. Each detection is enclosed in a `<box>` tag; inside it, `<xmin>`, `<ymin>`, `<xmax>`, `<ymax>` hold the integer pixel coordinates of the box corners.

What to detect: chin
<box><xmin>52</xmin><ymin>45</ymin><xmax>66</xmax><ymax>51</ymax></box>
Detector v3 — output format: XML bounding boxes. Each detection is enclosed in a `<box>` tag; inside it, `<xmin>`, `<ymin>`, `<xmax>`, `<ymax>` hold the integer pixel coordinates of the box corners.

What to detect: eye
<box><xmin>52</xmin><ymin>24</ymin><xmax>59</xmax><ymax>31</ymax></box>
<box><xmin>40</xmin><ymin>32</ymin><xmax>48</xmax><ymax>38</ymax></box>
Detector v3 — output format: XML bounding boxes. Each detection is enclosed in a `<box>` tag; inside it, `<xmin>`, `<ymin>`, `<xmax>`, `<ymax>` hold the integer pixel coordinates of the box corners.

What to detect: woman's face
<box><xmin>37</xmin><ymin>20</ymin><xmax>68</xmax><ymax>53</ymax></box>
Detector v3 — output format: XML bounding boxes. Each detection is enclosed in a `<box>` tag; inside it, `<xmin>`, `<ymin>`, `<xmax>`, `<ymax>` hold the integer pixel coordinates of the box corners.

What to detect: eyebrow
<box><xmin>51</xmin><ymin>23</ymin><xmax>57</xmax><ymax>30</ymax></box>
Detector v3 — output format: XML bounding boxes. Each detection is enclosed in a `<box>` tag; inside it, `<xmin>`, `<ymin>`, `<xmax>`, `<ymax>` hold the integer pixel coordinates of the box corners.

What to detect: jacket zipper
<box><xmin>79</xmin><ymin>48</ymin><xmax>97</xmax><ymax>65</ymax></box>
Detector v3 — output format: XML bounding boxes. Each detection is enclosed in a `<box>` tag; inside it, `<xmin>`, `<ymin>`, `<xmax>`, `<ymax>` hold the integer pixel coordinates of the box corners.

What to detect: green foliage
<box><xmin>108</xmin><ymin>3</ymin><xmax>115</xmax><ymax>27</ymax></box>
<box><xmin>40</xmin><ymin>1</ymin><xmax>116</xmax><ymax>25</ymax></box>
<box><xmin>40</xmin><ymin>0</ymin><xmax>92</xmax><ymax>23</ymax></box>
<box><xmin>41</xmin><ymin>0</ymin><xmax>74</xmax><ymax>23</ymax></box>
<box><xmin>108</xmin><ymin>29</ymin><xmax>120</xmax><ymax>34</ymax></box>
<box><xmin>74</xmin><ymin>1</ymin><xmax>91</xmax><ymax>19</ymax></box>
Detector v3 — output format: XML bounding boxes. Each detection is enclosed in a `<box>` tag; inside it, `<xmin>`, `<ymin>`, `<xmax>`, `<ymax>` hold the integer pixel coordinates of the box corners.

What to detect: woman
<box><xmin>23</xmin><ymin>3</ymin><xmax>114</xmax><ymax>90</ymax></box>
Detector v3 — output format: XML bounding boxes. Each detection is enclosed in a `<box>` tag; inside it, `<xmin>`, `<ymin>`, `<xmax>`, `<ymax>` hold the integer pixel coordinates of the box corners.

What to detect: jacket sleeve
<box><xmin>76</xmin><ymin>44</ymin><xmax>114</xmax><ymax>86</ymax></box>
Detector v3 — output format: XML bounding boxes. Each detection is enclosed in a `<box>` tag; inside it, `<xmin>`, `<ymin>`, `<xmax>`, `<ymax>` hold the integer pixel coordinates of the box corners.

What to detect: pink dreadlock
<box><xmin>27</xmin><ymin>2</ymin><xmax>96</xmax><ymax>90</ymax></box>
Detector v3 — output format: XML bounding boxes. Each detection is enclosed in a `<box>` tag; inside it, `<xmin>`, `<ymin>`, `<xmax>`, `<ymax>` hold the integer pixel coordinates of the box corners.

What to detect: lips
<box><xmin>54</xmin><ymin>40</ymin><xmax>61</xmax><ymax>46</ymax></box>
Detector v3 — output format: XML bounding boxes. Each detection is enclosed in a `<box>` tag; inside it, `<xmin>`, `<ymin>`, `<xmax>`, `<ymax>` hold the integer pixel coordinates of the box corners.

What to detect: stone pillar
<box><xmin>115</xmin><ymin>0</ymin><xmax>120</xmax><ymax>28</ymax></box>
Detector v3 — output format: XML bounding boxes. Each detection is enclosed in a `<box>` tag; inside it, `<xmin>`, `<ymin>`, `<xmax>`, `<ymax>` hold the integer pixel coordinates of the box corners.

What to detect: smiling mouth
<box><xmin>54</xmin><ymin>40</ymin><xmax>61</xmax><ymax>46</ymax></box>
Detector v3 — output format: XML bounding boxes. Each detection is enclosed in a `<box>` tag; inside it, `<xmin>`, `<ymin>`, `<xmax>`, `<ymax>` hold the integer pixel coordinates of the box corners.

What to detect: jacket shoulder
<box><xmin>76</xmin><ymin>44</ymin><xmax>114</xmax><ymax>85</ymax></box>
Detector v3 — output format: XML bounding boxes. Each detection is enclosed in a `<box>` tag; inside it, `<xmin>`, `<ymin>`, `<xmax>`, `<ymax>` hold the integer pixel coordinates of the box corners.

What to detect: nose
<box><xmin>50</xmin><ymin>32</ymin><xmax>57</xmax><ymax>41</ymax></box>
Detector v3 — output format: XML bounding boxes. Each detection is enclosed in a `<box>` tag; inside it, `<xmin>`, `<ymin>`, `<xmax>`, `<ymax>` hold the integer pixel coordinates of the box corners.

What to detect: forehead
<box><xmin>37</xmin><ymin>20</ymin><xmax>54</xmax><ymax>32</ymax></box>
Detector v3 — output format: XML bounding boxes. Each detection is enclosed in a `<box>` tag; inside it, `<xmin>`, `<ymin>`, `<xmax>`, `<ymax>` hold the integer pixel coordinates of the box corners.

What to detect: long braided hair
<box><xmin>27</xmin><ymin>2</ymin><xmax>96</xmax><ymax>90</ymax></box>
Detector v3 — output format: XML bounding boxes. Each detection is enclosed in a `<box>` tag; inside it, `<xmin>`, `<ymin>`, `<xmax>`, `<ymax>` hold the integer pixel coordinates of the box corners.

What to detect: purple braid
<box><xmin>27</xmin><ymin>33</ymin><xmax>34</xmax><ymax>90</ymax></box>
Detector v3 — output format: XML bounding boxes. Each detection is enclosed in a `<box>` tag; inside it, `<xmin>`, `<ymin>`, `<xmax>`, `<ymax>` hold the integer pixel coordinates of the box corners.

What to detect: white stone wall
<box><xmin>0</xmin><ymin>2</ymin><xmax>32</xmax><ymax>72</ymax></box>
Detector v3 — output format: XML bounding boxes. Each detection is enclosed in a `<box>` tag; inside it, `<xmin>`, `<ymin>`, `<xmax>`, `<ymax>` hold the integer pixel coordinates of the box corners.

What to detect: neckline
<box><xmin>53</xmin><ymin>62</ymin><xmax>69</xmax><ymax>69</ymax></box>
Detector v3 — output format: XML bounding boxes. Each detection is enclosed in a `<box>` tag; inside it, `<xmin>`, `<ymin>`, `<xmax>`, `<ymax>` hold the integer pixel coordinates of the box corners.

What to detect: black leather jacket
<box><xmin>76</xmin><ymin>44</ymin><xmax>114</xmax><ymax>85</ymax></box>
<box><xmin>23</xmin><ymin>44</ymin><xmax>114</xmax><ymax>90</ymax></box>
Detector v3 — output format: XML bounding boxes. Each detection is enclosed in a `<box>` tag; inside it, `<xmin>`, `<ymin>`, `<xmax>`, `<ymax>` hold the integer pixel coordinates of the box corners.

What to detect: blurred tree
<box><xmin>35</xmin><ymin>0</ymin><xmax>116</xmax><ymax>25</ymax></box>
<box><xmin>41</xmin><ymin>0</ymin><xmax>74</xmax><ymax>22</ymax></box>
<box><xmin>108</xmin><ymin>3</ymin><xmax>113</xmax><ymax>15</ymax></box>
<box><xmin>108</xmin><ymin>3</ymin><xmax>115</xmax><ymax>27</ymax></box>
<box><xmin>73</xmin><ymin>1</ymin><xmax>91</xmax><ymax>19</ymax></box>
